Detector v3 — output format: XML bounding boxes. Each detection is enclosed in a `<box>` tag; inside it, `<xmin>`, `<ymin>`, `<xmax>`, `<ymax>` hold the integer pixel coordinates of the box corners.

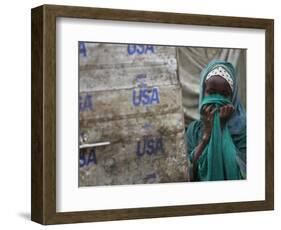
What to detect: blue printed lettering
<box><xmin>127</xmin><ymin>44</ymin><xmax>135</xmax><ymax>55</ymax></box>
<box><xmin>132</xmin><ymin>87</ymin><xmax>160</xmax><ymax>106</ymax></box>
<box><xmin>146</xmin><ymin>173</ymin><xmax>156</xmax><ymax>180</ymax></box>
<box><xmin>135</xmin><ymin>74</ymin><xmax>147</xmax><ymax>86</ymax></box>
<box><xmin>136</xmin><ymin>141</ymin><xmax>145</xmax><ymax>157</ymax></box>
<box><xmin>79</xmin><ymin>42</ymin><xmax>87</xmax><ymax>57</ymax></box>
<box><xmin>79</xmin><ymin>94</ymin><xmax>93</xmax><ymax>111</ymax></box>
<box><xmin>146</xmin><ymin>139</ymin><xmax>155</xmax><ymax>155</ymax></box>
<box><xmin>136</xmin><ymin>136</ymin><xmax>164</xmax><ymax>157</ymax></box>
<box><xmin>136</xmin><ymin>45</ymin><xmax>145</xmax><ymax>54</ymax></box>
<box><xmin>145</xmin><ymin>45</ymin><xmax>155</xmax><ymax>54</ymax></box>
<box><xmin>150</xmin><ymin>88</ymin><xmax>160</xmax><ymax>104</ymax></box>
<box><xmin>79</xmin><ymin>96</ymin><xmax>83</xmax><ymax>111</ymax></box>
<box><xmin>132</xmin><ymin>90</ymin><xmax>141</xmax><ymax>106</ymax></box>
<box><xmin>156</xmin><ymin>138</ymin><xmax>164</xmax><ymax>152</ymax></box>
<box><xmin>80</xmin><ymin>148</ymin><xmax>97</xmax><ymax>167</ymax></box>
<box><xmin>88</xmin><ymin>149</ymin><xmax>97</xmax><ymax>165</ymax></box>
<box><xmin>127</xmin><ymin>44</ymin><xmax>155</xmax><ymax>55</ymax></box>
<box><xmin>141</xmin><ymin>88</ymin><xmax>150</xmax><ymax>105</ymax></box>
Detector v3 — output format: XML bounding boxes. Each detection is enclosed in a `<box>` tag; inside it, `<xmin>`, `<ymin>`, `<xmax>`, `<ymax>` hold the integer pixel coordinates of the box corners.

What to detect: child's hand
<box><xmin>202</xmin><ymin>105</ymin><xmax>217</xmax><ymax>143</ymax></box>
<box><xmin>219</xmin><ymin>104</ymin><xmax>235</xmax><ymax>124</ymax></box>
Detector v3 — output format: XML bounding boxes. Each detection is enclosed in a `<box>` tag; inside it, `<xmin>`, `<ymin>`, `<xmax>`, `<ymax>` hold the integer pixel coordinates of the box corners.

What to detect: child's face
<box><xmin>204</xmin><ymin>75</ymin><xmax>232</xmax><ymax>99</ymax></box>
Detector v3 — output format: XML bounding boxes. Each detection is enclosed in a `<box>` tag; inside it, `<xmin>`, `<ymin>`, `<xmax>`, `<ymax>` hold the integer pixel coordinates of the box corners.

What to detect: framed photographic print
<box><xmin>31</xmin><ymin>4</ymin><xmax>274</xmax><ymax>225</ymax></box>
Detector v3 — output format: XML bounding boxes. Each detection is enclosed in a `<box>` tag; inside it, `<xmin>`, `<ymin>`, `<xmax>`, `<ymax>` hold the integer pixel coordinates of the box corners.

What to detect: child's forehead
<box><xmin>205</xmin><ymin>75</ymin><xmax>230</xmax><ymax>88</ymax></box>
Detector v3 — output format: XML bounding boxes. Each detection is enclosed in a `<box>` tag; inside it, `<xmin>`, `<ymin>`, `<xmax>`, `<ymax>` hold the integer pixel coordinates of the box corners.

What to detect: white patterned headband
<box><xmin>205</xmin><ymin>65</ymin><xmax>234</xmax><ymax>92</ymax></box>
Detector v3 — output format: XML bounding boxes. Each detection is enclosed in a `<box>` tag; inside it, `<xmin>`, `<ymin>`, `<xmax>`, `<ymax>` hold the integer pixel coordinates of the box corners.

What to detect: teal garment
<box><xmin>186</xmin><ymin>60</ymin><xmax>247</xmax><ymax>181</ymax></box>
<box><xmin>196</xmin><ymin>94</ymin><xmax>242</xmax><ymax>180</ymax></box>
<box><xmin>186</xmin><ymin>118</ymin><xmax>246</xmax><ymax>181</ymax></box>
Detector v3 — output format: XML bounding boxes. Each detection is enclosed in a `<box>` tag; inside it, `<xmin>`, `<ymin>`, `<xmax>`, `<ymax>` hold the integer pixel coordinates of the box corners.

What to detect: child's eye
<box><xmin>222</xmin><ymin>92</ymin><xmax>229</xmax><ymax>97</ymax></box>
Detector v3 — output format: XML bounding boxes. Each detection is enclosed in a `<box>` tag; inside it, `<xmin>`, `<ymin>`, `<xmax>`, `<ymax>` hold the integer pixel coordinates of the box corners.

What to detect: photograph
<box><xmin>31</xmin><ymin>4</ymin><xmax>273</xmax><ymax>224</ymax></box>
<box><xmin>78</xmin><ymin>42</ymin><xmax>247</xmax><ymax>186</ymax></box>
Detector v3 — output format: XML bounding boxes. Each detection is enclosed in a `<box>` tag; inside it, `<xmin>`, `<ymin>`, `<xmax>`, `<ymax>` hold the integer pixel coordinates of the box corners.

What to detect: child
<box><xmin>186</xmin><ymin>60</ymin><xmax>246</xmax><ymax>181</ymax></box>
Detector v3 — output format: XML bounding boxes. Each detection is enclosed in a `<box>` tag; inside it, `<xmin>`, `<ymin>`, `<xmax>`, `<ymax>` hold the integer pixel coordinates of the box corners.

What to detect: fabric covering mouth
<box><xmin>200</xmin><ymin>94</ymin><xmax>232</xmax><ymax>115</ymax></box>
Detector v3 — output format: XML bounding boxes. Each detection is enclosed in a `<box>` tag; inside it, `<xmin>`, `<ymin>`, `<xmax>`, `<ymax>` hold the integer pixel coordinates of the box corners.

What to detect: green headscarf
<box><xmin>186</xmin><ymin>60</ymin><xmax>246</xmax><ymax>181</ymax></box>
